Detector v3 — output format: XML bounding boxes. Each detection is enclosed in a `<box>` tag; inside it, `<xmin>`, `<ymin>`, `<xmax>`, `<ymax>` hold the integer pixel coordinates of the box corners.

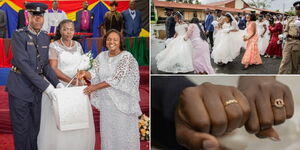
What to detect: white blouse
<box><xmin>89</xmin><ymin>51</ymin><xmax>142</xmax><ymax>116</ymax></box>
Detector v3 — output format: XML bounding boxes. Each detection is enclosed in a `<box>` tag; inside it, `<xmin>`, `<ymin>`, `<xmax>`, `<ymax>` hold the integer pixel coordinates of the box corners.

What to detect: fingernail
<box><xmin>203</xmin><ymin>140</ymin><xmax>217</xmax><ymax>149</ymax></box>
<box><xmin>269</xmin><ymin>136</ymin><xmax>281</xmax><ymax>142</ymax></box>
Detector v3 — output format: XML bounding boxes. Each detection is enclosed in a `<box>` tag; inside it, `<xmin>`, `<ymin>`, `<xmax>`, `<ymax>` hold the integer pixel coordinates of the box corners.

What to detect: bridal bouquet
<box><xmin>77</xmin><ymin>51</ymin><xmax>95</xmax><ymax>71</ymax></box>
<box><xmin>138</xmin><ymin>114</ymin><xmax>150</xmax><ymax>141</ymax></box>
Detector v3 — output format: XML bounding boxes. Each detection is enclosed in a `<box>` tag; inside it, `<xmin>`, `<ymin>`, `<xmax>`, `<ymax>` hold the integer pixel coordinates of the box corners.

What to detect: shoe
<box><xmin>242</xmin><ymin>65</ymin><xmax>249</xmax><ymax>70</ymax></box>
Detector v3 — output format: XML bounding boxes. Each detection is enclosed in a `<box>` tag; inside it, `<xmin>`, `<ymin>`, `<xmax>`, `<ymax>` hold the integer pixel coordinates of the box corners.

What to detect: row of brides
<box><xmin>156</xmin><ymin>11</ymin><xmax>282</xmax><ymax>73</ymax></box>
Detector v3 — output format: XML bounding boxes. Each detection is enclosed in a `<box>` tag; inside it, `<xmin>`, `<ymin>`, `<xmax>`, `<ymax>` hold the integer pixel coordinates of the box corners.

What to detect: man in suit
<box><xmin>75</xmin><ymin>1</ymin><xmax>94</xmax><ymax>33</ymax></box>
<box><xmin>204</xmin><ymin>9</ymin><xmax>214</xmax><ymax>48</ymax></box>
<box><xmin>122</xmin><ymin>0</ymin><xmax>142</xmax><ymax>37</ymax></box>
<box><xmin>17</xmin><ymin>1</ymin><xmax>28</xmax><ymax>29</ymax></box>
<box><xmin>165</xmin><ymin>8</ymin><xmax>175</xmax><ymax>39</ymax></box>
<box><xmin>6</xmin><ymin>3</ymin><xmax>63</xmax><ymax>150</ymax></box>
<box><xmin>238</xmin><ymin>11</ymin><xmax>247</xmax><ymax>30</ymax></box>
<box><xmin>0</xmin><ymin>9</ymin><xmax>7</xmax><ymax>38</ymax></box>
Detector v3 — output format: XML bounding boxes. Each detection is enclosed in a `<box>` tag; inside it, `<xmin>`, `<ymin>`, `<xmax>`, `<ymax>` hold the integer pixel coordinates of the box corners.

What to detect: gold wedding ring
<box><xmin>224</xmin><ymin>99</ymin><xmax>238</xmax><ymax>107</ymax></box>
<box><xmin>273</xmin><ymin>99</ymin><xmax>285</xmax><ymax>108</ymax></box>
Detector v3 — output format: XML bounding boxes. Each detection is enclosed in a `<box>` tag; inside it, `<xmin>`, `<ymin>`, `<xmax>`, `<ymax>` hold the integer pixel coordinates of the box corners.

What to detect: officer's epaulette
<box><xmin>15</xmin><ymin>28</ymin><xmax>24</xmax><ymax>32</ymax></box>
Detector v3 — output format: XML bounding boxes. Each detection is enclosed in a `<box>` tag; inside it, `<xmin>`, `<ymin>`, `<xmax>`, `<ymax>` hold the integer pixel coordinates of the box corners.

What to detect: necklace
<box><xmin>60</xmin><ymin>38</ymin><xmax>73</xmax><ymax>49</ymax></box>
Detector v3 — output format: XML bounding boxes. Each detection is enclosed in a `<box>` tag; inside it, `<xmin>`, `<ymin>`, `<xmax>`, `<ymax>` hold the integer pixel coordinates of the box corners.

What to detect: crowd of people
<box><xmin>11</xmin><ymin>0</ymin><xmax>143</xmax><ymax>37</ymax></box>
<box><xmin>156</xmin><ymin>1</ymin><xmax>300</xmax><ymax>74</ymax></box>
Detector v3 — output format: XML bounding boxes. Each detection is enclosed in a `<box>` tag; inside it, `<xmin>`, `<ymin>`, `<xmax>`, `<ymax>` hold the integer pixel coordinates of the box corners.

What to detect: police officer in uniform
<box><xmin>6</xmin><ymin>3</ymin><xmax>64</xmax><ymax>150</ymax></box>
<box><xmin>279</xmin><ymin>1</ymin><xmax>300</xmax><ymax>74</ymax></box>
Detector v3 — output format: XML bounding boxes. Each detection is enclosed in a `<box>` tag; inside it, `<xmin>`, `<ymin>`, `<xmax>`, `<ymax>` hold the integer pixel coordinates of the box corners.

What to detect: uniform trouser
<box><xmin>9</xmin><ymin>94</ymin><xmax>42</xmax><ymax>150</ymax></box>
<box><xmin>279</xmin><ymin>40</ymin><xmax>300</xmax><ymax>74</ymax></box>
<box><xmin>279</xmin><ymin>41</ymin><xmax>292</xmax><ymax>74</ymax></box>
<box><xmin>292</xmin><ymin>51</ymin><xmax>300</xmax><ymax>74</ymax></box>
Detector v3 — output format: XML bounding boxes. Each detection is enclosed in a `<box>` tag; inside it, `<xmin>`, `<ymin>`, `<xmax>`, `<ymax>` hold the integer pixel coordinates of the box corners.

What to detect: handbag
<box><xmin>52</xmin><ymin>77</ymin><xmax>90</xmax><ymax>131</ymax></box>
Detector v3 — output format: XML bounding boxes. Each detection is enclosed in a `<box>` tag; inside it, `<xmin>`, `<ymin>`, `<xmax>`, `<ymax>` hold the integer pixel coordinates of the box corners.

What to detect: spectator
<box><xmin>103</xmin><ymin>1</ymin><xmax>123</xmax><ymax>36</ymax></box>
<box><xmin>122</xmin><ymin>0</ymin><xmax>142</xmax><ymax>37</ymax></box>
<box><xmin>75</xmin><ymin>1</ymin><xmax>94</xmax><ymax>33</ymax></box>
<box><xmin>17</xmin><ymin>1</ymin><xmax>28</xmax><ymax>29</ymax></box>
<box><xmin>42</xmin><ymin>0</ymin><xmax>67</xmax><ymax>33</ymax></box>
<box><xmin>0</xmin><ymin>9</ymin><xmax>6</xmax><ymax>38</ymax></box>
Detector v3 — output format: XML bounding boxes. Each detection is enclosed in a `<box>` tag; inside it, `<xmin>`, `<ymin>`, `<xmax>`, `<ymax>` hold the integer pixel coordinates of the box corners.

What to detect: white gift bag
<box><xmin>52</xmin><ymin>85</ymin><xmax>90</xmax><ymax>131</ymax></box>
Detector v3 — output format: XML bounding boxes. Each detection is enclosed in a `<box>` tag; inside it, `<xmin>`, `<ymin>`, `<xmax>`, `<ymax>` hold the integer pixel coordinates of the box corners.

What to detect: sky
<box><xmin>200</xmin><ymin>0</ymin><xmax>297</xmax><ymax>12</ymax></box>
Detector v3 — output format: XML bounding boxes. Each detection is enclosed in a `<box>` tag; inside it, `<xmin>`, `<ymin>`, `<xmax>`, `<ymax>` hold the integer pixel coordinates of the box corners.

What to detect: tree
<box><xmin>184</xmin><ymin>0</ymin><xmax>188</xmax><ymax>3</ymax></box>
<box><xmin>195</xmin><ymin>0</ymin><xmax>201</xmax><ymax>4</ymax></box>
<box><xmin>285</xmin><ymin>11</ymin><xmax>295</xmax><ymax>16</ymax></box>
<box><xmin>247</xmin><ymin>0</ymin><xmax>275</xmax><ymax>9</ymax></box>
<box><xmin>188</xmin><ymin>0</ymin><xmax>193</xmax><ymax>4</ymax></box>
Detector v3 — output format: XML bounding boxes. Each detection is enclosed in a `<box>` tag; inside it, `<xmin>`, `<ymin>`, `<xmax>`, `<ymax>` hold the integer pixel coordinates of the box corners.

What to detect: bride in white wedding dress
<box><xmin>155</xmin><ymin>11</ymin><xmax>194</xmax><ymax>73</ymax></box>
<box><xmin>38</xmin><ymin>20</ymin><xmax>95</xmax><ymax>150</ymax></box>
<box><xmin>211</xmin><ymin>13</ymin><xmax>244</xmax><ymax>64</ymax></box>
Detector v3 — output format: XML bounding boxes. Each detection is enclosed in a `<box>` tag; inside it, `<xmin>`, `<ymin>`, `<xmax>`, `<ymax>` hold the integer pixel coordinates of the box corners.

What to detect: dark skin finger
<box><xmin>232</xmin><ymin>88</ymin><xmax>251</xmax><ymax>127</ymax></box>
<box><xmin>282</xmin><ymin>85</ymin><xmax>294</xmax><ymax>118</ymax></box>
<box><xmin>83</xmin><ymin>85</ymin><xmax>97</xmax><ymax>95</ymax></box>
<box><xmin>176</xmin><ymin>106</ymin><xmax>221</xmax><ymax>150</ymax></box>
<box><xmin>201</xmin><ymin>83</ymin><xmax>228</xmax><ymax>136</ymax></box>
<box><xmin>179</xmin><ymin>87</ymin><xmax>211</xmax><ymax>133</ymax></box>
<box><xmin>256</xmin><ymin>127</ymin><xmax>280</xmax><ymax>141</ymax></box>
<box><xmin>218</xmin><ymin>86</ymin><xmax>243</xmax><ymax>133</ymax></box>
<box><xmin>255</xmin><ymin>91</ymin><xmax>274</xmax><ymax>131</ymax></box>
<box><xmin>244</xmin><ymin>95</ymin><xmax>260</xmax><ymax>134</ymax></box>
<box><xmin>270</xmin><ymin>87</ymin><xmax>286</xmax><ymax>125</ymax></box>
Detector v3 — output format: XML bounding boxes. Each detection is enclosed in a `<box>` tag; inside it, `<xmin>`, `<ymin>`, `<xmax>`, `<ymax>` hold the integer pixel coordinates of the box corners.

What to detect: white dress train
<box><xmin>211</xmin><ymin>21</ymin><xmax>244</xmax><ymax>64</ymax></box>
<box><xmin>155</xmin><ymin>23</ymin><xmax>194</xmax><ymax>73</ymax></box>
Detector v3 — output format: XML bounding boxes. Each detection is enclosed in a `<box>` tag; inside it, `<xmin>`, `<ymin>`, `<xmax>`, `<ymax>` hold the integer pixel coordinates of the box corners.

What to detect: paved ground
<box><xmin>151</xmin><ymin>24</ymin><xmax>283</xmax><ymax>74</ymax></box>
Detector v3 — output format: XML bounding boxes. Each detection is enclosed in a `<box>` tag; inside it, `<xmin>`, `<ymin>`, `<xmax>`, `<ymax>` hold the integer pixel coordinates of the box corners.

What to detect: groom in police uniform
<box><xmin>6</xmin><ymin>3</ymin><xmax>64</xmax><ymax>150</ymax></box>
<box><xmin>279</xmin><ymin>1</ymin><xmax>300</xmax><ymax>74</ymax></box>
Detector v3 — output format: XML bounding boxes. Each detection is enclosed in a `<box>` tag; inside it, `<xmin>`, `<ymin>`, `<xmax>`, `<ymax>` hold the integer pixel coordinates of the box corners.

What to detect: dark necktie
<box><xmin>131</xmin><ymin>11</ymin><xmax>134</xmax><ymax>15</ymax></box>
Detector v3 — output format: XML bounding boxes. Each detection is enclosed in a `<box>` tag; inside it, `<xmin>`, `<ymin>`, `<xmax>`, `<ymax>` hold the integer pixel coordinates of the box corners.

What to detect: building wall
<box><xmin>157</xmin><ymin>7</ymin><xmax>166</xmax><ymax>17</ymax></box>
<box><xmin>156</xmin><ymin>7</ymin><xmax>206</xmax><ymax>21</ymax></box>
<box><xmin>225</xmin><ymin>1</ymin><xmax>235</xmax><ymax>8</ymax></box>
<box><xmin>243</xmin><ymin>7</ymin><xmax>261</xmax><ymax>14</ymax></box>
<box><xmin>235</xmin><ymin>0</ymin><xmax>245</xmax><ymax>9</ymax></box>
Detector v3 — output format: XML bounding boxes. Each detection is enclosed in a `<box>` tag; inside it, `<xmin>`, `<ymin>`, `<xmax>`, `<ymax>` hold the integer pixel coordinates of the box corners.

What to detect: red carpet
<box><xmin>0</xmin><ymin>133</ymin><xmax>149</xmax><ymax>150</ymax></box>
<box><xmin>0</xmin><ymin>66</ymin><xmax>149</xmax><ymax>149</ymax></box>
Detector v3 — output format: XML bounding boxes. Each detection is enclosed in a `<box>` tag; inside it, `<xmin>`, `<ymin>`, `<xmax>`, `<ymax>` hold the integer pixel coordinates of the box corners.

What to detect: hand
<box><xmin>243</xmin><ymin>37</ymin><xmax>248</xmax><ymax>41</ymax></box>
<box><xmin>56</xmin><ymin>83</ymin><xmax>65</xmax><ymax>88</ymax></box>
<box><xmin>44</xmin><ymin>84</ymin><xmax>55</xmax><ymax>100</ymax></box>
<box><xmin>83</xmin><ymin>85</ymin><xmax>98</xmax><ymax>95</ymax></box>
<box><xmin>183</xmin><ymin>37</ymin><xmax>188</xmax><ymax>41</ymax></box>
<box><xmin>175</xmin><ymin>82</ymin><xmax>250</xmax><ymax>150</ymax></box>
<box><xmin>71</xmin><ymin>78</ymin><xmax>86</xmax><ymax>86</ymax></box>
<box><xmin>294</xmin><ymin>20</ymin><xmax>300</xmax><ymax>27</ymax></box>
<box><xmin>261</xmin><ymin>34</ymin><xmax>264</xmax><ymax>38</ymax></box>
<box><xmin>76</xmin><ymin>70</ymin><xmax>87</xmax><ymax>80</ymax></box>
<box><xmin>238</xmin><ymin>77</ymin><xmax>294</xmax><ymax>140</ymax></box>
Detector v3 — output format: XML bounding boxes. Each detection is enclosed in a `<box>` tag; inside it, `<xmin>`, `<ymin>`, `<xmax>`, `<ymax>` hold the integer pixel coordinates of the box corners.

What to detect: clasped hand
<box><xmin>176</xmin><ymin>77</ymin><xmax>294</xmax><ymax>150</ymax></box>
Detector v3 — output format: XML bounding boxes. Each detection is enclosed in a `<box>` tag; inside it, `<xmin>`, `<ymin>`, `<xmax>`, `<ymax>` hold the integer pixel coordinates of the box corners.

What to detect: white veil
<box><xmin>225</xmin><ymin>12</ymin><xmax>238</xmax><ymax>29</ymax></box>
